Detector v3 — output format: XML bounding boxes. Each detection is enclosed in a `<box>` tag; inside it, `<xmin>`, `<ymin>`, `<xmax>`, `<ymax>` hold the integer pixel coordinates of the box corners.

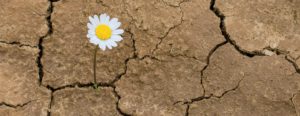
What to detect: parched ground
<box><xmin>0</xmin><ymin>0</ymin><xmax>300</xmax><ymax>116</ymax></box>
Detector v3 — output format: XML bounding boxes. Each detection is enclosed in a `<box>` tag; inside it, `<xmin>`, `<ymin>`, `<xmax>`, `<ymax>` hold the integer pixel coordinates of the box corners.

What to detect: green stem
<box><xmin>93</xmin><ymin>45</ymin><xmax>98</xmax><ymax>89</ymax></box>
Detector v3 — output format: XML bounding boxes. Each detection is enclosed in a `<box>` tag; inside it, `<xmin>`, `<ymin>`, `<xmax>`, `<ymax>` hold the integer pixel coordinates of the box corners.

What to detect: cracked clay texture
<box><xmin>0</xmin><ymin>0</ymin><xmax>300</xmax><ymax>116</ymax></box>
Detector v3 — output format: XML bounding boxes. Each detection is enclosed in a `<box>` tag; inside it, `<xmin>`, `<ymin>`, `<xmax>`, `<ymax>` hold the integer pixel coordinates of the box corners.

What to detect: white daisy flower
<box><xmin>87</xmin><ymin>13</ymin><xmax>124</xmax><ymax>51</ymax></box>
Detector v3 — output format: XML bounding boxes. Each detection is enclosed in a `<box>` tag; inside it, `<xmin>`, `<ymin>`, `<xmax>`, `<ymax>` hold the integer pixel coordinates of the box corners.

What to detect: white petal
<box><xmin>89</xmin><ymin>16</ymin><xmax>98</xmax><ymax>25</ymax></box>
<box><xmin>89</xmin><ymin>37</ymin><xmax>101</xmax><ymax>45</ymax></box>
<box><xmin>107</xmin><ymin>45</ymin><xmax>112</xmax><ymax>49</ymax></box>
<box><xmin>108</xmin><ymin>18</ymin><xmax>118</xmax><ymax>28</ymax></box>
<box><xmin>111</xmin><ymin>35</ymin><xmax>123</xmax><ymax>42</ymax></box>
<box><xmin>87</xmin><ymin>34</ymin><xmax>93</xmax><ymax>38</ymax></box>
<box><xmin>110</xmin><ymin>40</ymin><xmax>118</xmax><ymax>47</ymax></box>
<box><xmin>88</xmin><ymin>30</ymin><xmax>95</xmax><ymax>35</ymax></box>
<box><xmin>87</xmin><ymin>33</ymin><xmax>96</xmax><ymax>38</ymax></box>
<box><xmin>112</xmin><ymin>29</ymin><xmax>124</xmax><ymax>35</ymax></box>
<box><xmin>110</xmin><ymin>18</ymin><xmax>118</xmax><ymax>23</ymax></box>
<box><xmin>93</xmin><ymin>15</ymin><xmax>100</xmax><ymax>25</ymax></box>
<box><xmin>99</xmin><ymin>43</ymin><xmax>106</xmax><ymax>51</ymax></box>
<box><xmin>106</xmin><ymin>41</ymin><xmax>112</xmax><ymax>49</ymax></box>
<box><xmin>100</xmin><ymin>13</ymin><xmax>109</xmax><ymax>24</ymax></box>
<box><xmin>105</xmin><ymin>16</ymin><xmax>110</xmax><ymax>24</ymax></box>
<box><xmin>87</xmin><ymin>23</ymin><xmax>94</xmax><ymax>30</ymax></box>
<box><xmin>89</xmin><ymin>16</ymin><xmax>94</xmax><ymax>23</ymax></box>
<box><xmin>110</xmin><ymin>22</ymin><xmax>121</xmax><ymax>30</ymax></box>
<box><xmin>100</xmin><ymin>14</ymin><xmax>106</xmax><ymax>22</ymax></box>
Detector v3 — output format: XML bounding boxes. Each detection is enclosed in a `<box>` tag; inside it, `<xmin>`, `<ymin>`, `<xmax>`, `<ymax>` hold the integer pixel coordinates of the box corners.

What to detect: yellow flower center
<box><xmin>95</xmin><ymin>24</ymin><xmax>112</xmax><ymax>40</ymax></box>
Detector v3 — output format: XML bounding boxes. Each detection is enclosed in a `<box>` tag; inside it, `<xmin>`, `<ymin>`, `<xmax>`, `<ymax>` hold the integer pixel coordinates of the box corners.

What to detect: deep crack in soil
<box><xmin>0</xmin><ymin>100</ymin><xmax>34</xmax><ymax>109</ymax></box>
<box><xmin>37</xmin><ymin>0</ymin><xmax>54</xmax><ymax>85</ymax></box>
<box><xmin>209</xmin><ymin>0</ymin><xmax>265</xmax><ymax>57</ymax></box>
<box><xmin>0</xmin><ymin>41</ymin><xmax>37</xmax><ymax>48</ymax></box>
<box><xmin>184</xmin><ymin>0</ymin><xmax>300</xmax><ymax>114</ymax></box>
<box><xmin>210</xmin><ymin>0</ymin><xmax>300</xmax><ymax>75</ymax></box>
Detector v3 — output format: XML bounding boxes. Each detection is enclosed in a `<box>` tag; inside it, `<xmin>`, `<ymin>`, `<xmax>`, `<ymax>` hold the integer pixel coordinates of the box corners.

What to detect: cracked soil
<box><xmin>0</xmin><ymin>0</ymin><xmax>300</xmax><ymax>116</ymax></box>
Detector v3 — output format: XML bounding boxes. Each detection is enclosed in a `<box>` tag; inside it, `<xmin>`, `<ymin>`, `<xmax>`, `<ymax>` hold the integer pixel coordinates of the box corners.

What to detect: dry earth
<box><xmin>0</xmin><ymin>0</ymin><xmax>300</xmax><ymax>116</ymax></box>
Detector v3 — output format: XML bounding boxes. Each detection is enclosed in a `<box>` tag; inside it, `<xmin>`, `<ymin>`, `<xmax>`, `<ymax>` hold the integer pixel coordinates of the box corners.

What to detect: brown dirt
<box><xmin>0</xmin><ymin>0</ymin><xmax>300</xmax><ymax>116</ymax></box>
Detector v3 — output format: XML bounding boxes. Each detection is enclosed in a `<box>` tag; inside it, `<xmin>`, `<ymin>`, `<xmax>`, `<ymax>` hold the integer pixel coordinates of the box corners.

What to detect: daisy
<box><xmin>87</xmin><ymin>13</ymin><xmax>124</xmax><ymax>51</ymax></box>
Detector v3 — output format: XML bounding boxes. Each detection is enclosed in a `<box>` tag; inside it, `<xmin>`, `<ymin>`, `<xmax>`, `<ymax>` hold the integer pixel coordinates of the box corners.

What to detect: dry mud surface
<box><xmin>0</xmin><ymin>0</ymin><xmax>300</xmax><ymax>116</ymax></box>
